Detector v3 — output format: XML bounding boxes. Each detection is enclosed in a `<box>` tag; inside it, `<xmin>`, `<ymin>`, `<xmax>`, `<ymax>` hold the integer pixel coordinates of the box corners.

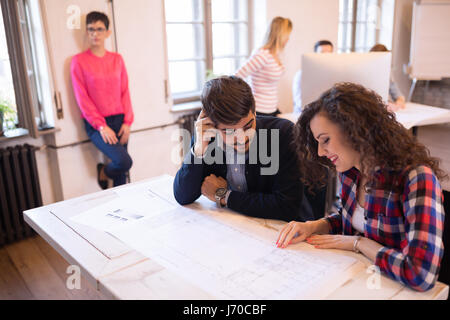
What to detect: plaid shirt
<box><xmin>325</xmin><ymin>166</ymin><xmax>445</xmax><ymax>291</ymax></box>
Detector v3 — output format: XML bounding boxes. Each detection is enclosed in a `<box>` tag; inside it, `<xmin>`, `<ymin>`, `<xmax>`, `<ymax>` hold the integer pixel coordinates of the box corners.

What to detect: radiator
<box><xmin>0</xmin><ymin>144</ymin><xmax>41</xmax><ymax>246</ymax></box>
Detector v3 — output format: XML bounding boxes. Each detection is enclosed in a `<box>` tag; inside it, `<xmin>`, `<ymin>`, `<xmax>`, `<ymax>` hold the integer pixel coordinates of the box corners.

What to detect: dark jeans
<box><xmin>84</xmin><ymin>114</ymin><xmax>132</xmax><ymax>187</ymax></box>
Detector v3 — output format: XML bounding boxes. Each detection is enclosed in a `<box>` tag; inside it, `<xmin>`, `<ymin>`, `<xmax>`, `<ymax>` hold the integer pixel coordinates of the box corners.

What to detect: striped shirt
<box><xmin>325</xmin><ymin>166</ymin><xmax>445</xmax><ymax>291</ymax></box>
<box><xmin>235</xmin><ymin>48</ymin><xmax>284</xmax><ymax>114</ymax></box>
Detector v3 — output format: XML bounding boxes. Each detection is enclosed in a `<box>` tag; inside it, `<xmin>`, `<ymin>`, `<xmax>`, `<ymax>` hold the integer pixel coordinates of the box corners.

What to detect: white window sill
<box><xmin>0</xmin><ymin>126</ymin><xmax>61</xmax><ymax>143</ymax></box>
<box><xmin>170</xmin><ymin>101</ymin><xmax>202</xmax><ymax>113</ymax></box>
<box><xmin>38</xmin><ymin>127</ymin><xmax>61</xmax><ymax>137</ymax></box>
<box><xmin>0</xmin><ymin>128</ymin><xmax>30</xmax><ymax>142</ymax></box>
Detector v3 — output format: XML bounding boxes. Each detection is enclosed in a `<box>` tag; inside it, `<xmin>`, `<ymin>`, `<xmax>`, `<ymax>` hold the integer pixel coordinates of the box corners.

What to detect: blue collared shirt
<box><xmin>225</xmin><ymin>149</ymin><xmax>248</xmax><ymax>195</ymax></box>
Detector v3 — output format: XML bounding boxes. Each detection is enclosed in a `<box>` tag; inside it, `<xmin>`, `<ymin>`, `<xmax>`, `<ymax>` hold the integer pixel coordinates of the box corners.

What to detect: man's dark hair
<box><xmin>86</xmin><ymin>11</ymin><xmax>110</xmax><ymax>30</ymax></box>
<box><xmin>201</xmin><ymin>76</ymin><xmax>255</xmax><ymax>126</ymax></box>
<box><xmin>314</xmin><ymin>40</ymin><xmax>333</xmax><ymax>52</ymax></box>
<box><xmin>370</xmin><ymin>43</ymin><xmax>389</xmax><ymax>52</ymax></box>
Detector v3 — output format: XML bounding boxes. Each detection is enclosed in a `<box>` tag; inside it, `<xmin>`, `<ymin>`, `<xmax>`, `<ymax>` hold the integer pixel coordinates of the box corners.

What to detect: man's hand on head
<box><xmin>194</xmin><ymin>110</ymin><xmax>217</xmax><ymax>157</ymax></box>
<box><xmin>201</xmin><ymin>174</ymin><xmax>227</xmax><ymax>202</ymax></box>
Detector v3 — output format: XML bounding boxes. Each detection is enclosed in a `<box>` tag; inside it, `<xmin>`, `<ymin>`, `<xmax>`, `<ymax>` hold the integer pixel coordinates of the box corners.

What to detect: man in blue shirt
<box><xmin>292</xmin><ymin>40</ymin><xmax>334</xmax><ymax>113</ymax></box>
<box><xmin>173</xmin><ymin>76</ymin><xmax>320</xmax><ymax>222</ymax></box>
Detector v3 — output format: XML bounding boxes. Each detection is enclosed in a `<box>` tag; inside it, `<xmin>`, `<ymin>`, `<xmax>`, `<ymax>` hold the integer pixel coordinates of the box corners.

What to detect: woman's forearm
<box><xmin>357</xmin><ymin>237</ymin><xmax>384</xmax><ymax>262</ymax></box>
<box><xmin>311</xmin><ymin>218</ymin><xmax>331</xmax><ymax>235</ymax></box>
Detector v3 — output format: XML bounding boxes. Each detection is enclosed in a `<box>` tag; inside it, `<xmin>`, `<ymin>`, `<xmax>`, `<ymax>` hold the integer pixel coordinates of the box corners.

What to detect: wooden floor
<box><xmin>0</xmin><ymin>235</ymin><xmax>106</xmax><ymax>300</ymax></box>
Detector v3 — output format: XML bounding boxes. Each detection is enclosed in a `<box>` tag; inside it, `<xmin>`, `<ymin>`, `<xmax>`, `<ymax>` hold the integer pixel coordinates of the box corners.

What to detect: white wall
<box><xmin>391</xmin><ymin>0</ymin><xmax>414</xmax><ymax>99</ymax></box>
<box><xmin>41</xmin><ymin>0</ymin><xmax>115</xmax><ymax>147</ymax></box>
<box><xmin>112</xmin><ymin>0</ymin><xmax>176</xmax><ymax>130</ymax></box>
<box><xmin>265</xmin><ymin>0</ymin><xmax>340</xmax><ymax>112</ymax></box>
<box><xmin>127</xmin><ymin>125</ymin><xmax>181</xmax><ymax>182</ymax></box>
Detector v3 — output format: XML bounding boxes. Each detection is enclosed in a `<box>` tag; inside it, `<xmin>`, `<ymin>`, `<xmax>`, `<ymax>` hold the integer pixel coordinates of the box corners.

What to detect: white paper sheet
<box><xmin>71</xmin><ymin>187</ymin><xmax>176</xmax><ymax>233</ymax></box>
<box><xmin>108</xmin><ymin>205</ymin><xmax>361</xmax><ymax>299</ymax></box>
<box><xmin>70</xmin><ymin>175</ymin><xmax>361</xmax><ymax>299</ymax></box>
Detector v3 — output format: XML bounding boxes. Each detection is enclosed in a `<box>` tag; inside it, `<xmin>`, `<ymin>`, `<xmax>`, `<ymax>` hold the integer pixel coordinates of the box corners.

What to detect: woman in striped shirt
<box><xmin>277</xmin><ymin>82</ymin><xmax>446</xmax><ymax>291</ymax></box>
<box><xmin>235</xmin><ymin>17</ymin><xmax>292</xmax><ymax>116</ymax></box>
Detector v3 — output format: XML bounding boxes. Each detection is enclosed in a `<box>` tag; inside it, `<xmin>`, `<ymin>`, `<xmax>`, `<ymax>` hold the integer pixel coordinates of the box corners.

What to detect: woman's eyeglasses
<box><xmin>87</xmin><ymin>27</ymin><xmax>106</xmax><ymax>34</ymax></box>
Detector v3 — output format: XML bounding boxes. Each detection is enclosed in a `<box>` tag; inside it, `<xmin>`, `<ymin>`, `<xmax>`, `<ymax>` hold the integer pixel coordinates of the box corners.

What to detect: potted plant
<box><xmin>0</xmin><ymin>99</ymin><xmax>15</xmax><ymax>136</ymax></box>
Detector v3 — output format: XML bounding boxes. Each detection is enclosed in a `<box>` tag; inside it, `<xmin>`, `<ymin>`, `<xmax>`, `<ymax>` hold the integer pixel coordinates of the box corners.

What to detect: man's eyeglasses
<box><xmin>221</xmin><ymin>118</ymin><xmax>255</xmax><ymax>137</ymax></box>
<box><xmin>87</xmin><ymin>27</ymin><xmax>106</xmax><ymax>34</ymax></box>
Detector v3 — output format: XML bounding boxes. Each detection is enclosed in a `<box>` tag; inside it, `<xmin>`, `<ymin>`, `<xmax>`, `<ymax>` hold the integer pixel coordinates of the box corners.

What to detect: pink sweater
<box><xmin>70</xmin><ymin>49</ymin><xmax>134</xmax><ymax>130</ymax></box>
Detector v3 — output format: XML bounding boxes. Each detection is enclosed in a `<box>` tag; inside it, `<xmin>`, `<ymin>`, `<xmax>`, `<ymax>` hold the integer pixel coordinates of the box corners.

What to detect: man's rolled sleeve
<box><xmin>173</xmin><ymin>147</ymin><xmax>205</xmax><ymax>205</ymax></box>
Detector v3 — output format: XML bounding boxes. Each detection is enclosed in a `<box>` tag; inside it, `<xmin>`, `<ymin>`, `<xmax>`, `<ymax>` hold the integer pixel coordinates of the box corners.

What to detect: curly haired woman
<box><xmin>276</xmin><ymin>82</ymin><xmax>446</xmax><ymax>291</ymax></box>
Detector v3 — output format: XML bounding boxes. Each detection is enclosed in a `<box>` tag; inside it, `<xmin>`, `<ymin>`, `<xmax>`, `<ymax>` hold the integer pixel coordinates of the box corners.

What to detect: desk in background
<box><xmin>24</xmin><ymin>175</ymin><xmax>449</xmax><ymax>300</ymax></box>
<box><xmin>279</xmin><ymin>102</ymin><xmax>450</xmax><ymax>130</ymax></box>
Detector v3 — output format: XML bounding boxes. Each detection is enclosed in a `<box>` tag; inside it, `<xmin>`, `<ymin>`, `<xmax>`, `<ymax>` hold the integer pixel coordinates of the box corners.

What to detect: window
<box><xmin>0</xmin><ymin>2</ymin><xmax>18</xmax><ymax>131</ymax></box>
<box><xmin>164</xmin><ymin>0</ymin><xmax>252</xmax><ymax>104</ymax></box>
<box><xmin>0</xmin><ymin>0</ymin><xmax>54</xmax><ymax>138</ymax></box>
<box><xmin>18</xmin><ymin>0</ymin><xmax>54</xmax><ymax>131</ymax></box>
<box><xmin>338</xmin><ymin>0</ymin><xmax>395</xmax><ymax>53</ymax></box>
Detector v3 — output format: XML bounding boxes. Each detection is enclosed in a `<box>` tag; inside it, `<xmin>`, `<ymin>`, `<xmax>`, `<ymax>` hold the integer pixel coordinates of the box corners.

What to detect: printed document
<box><xmin>107</xmin><ymin>205</ymin><xmax>361</xmax><ymax>299</ymax></box>
<box><xmin>71</xmin><ymin>176</ymin><xmax>362</xmax><ymax>299</ymax></box>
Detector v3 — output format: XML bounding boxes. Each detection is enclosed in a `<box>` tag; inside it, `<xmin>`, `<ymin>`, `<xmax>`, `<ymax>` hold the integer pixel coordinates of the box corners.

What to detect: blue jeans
<box><xmin>84</xmin><ymin>114</ymin><xmax>132</xmax><ymax>187</ymax></box>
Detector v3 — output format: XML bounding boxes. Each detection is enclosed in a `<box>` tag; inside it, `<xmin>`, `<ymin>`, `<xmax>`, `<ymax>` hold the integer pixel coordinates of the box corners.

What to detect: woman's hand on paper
<box><xmin>387</xmin><ymin>102</ymin><xmax>401</xmax><ymax>112</ymax></box>
<box><xmin>277</xmin><ymin>221</ymin><xmax>359</xmax><ymax>251</ymax></box>
<box><xmin>276</xmin><ymin>221</ymin><xmax>316</xmax><ymax>248</ymax></box>
<box><xmin>387</xmin><ymin>97</ymin><xmax>406</xmax><ymax>113</ymax></box>
<box><xmin>305</xmin><ymin>234</ymin><xmax>358</xmax><ymax>251</ymax></box>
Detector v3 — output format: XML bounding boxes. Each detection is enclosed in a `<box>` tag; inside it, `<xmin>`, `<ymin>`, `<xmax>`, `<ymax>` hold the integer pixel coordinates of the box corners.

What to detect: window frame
<box><xmin>338</xmin><ymin>0</ymin><xmax>392</xmax><ymax>53</ymax></box>
<box><xmin>18</xmin><ymin>0</ymin><xmax>51</xmax><ymax>129</ymax></box>
<box><xmin>164</xmin><ymin>0</ymin><xmax>253</xmax><ymax>105</ymax></box>
<box><xmin>0</xmin><ymin>0</ymin><xmax>54</xmax><ymax>139</ymax></box>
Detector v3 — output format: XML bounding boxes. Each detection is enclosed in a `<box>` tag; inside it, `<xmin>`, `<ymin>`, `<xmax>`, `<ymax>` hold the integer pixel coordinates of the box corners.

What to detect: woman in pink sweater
<box><xmin>71</xmin><ymin>11</ymin><xmax>134</xmax><ymax>189</ymax></box>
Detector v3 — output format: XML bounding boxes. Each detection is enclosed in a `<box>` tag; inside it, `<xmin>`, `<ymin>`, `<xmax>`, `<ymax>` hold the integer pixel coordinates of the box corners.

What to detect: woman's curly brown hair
<box><xmin>294</xmin><ymin>82</ymin><xmax>447</xmax><ymax>191</ymax></box>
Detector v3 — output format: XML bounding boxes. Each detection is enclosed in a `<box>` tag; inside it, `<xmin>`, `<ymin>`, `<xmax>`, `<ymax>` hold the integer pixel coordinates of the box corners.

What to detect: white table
<box><xmin>279</xmin><ymin>102</ymin><xmax>450</xmax><ymax>130</ymax></box>
<box><xmin>24</xmin><ymin>175</ymin><xmax>449</xmax><ymax>300</ymax></box>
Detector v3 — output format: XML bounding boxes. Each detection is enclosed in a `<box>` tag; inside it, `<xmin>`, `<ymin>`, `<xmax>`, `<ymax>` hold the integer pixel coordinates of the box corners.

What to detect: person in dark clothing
<box><xmin>173</xmin><ymin>75</ymin><xmax>316</xmax><ymax>222</ymax></box>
